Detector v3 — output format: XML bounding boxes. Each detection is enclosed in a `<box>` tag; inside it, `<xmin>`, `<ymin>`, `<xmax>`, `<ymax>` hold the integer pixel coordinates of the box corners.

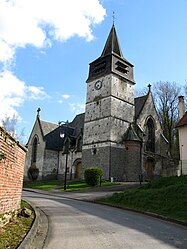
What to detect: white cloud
<box><xmin>0</xmin><ymin>0</ymin><xmax>106</xmax><ymax>64</ymax></box>
<box><xmin>69</xmin><ymin>103</ymin><xmax>85</xmax><ymax>114</ymax></box>
<box><xmin>58</xmin><ymin>94</ymin><xmax>71</xmax><ymax>103</ymax></box>
<box><xmin>0</xmin><ymin>0</ymin><xmax>105</xmax><ymax>123</ymax></box>
<box><xmin>62</xmin><ymin>94</ymin><xmax>70</xmax><ymax>99</ymax></box>
<box><xmin>27</xmin><ymin>86</ymin><xmax>49</xmax><ymax>100</ymax></box>
<box><xmin>0</xmin><ymin>70</ymin><xmax>48</xmax><ymax>121</ymax></box>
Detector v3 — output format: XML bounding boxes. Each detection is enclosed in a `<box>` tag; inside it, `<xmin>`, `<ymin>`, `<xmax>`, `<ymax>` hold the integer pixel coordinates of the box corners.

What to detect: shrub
<box><xmin>84</xmin><ymin>168</ymin><xmax>103</xmax><ymax>186</ymax></box>
<box><xmin>28</xmin><ymin>167</ymin><xmax>39</xmax><ymax>181</ymax></box>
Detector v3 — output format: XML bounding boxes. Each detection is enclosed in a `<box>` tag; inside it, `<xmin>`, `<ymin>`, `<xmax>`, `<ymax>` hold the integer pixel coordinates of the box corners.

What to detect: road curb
<box><xmin>18</xmin><ymin>200</ymin><xmax>48</xmax><ymax>249</ymax></box>
<box><xmin>95</xmin><ymin>201</ymin><xmax>187</xmax><ymax>228</ymax></box>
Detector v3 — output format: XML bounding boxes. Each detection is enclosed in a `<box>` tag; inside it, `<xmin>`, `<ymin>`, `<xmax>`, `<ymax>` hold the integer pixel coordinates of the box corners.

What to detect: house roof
<box><xmin>123</xmin><ymin>124</ymin><xmax>142</xmax><ymax>142</ymax></box>
<box><xmin>40</xmin><ymin>120</ymin><xmax>58</xmax><ymax>136</ymax></box>
<box><xmin>69</xmin><ymin>113</ymin><xmax>85</xmax><ymax>135</ymax></box>
<box><xmin>43</xmin><ymin>113</ymin><xmax>85</xmax><ymax>151</ymax></box>
<box><xmin>134</xmin><ymin>95</ymin><xmax>148</xmax><ymax>119</ymax></box>
<box><xmin>45</xmin><ymin>125</ymin><xmax>75</xmax><ymax>150</ymax></box>
<box><xmin>175</xmin><ymin>112</ymin><xmax>187</xmax><ymax>128</ymax></box>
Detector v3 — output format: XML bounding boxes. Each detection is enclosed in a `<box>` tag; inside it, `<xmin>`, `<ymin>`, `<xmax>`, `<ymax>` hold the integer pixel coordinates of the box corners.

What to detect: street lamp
<box><xmin>60</xmin><ymin>133</ymin><xmax>70</xmax><ymax>191</ymax></box>
<box><xmin>59</xmin><ymin>119</ymin><xmax>70</xmax><ymax>191</ymax></box>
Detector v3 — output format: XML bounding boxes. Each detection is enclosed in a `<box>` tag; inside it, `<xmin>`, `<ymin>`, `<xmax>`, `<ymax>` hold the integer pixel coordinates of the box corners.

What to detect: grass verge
<box><xmin>23</xmin><ymin>179</ymin><xmax>118</xmax><ymax>191</ymax></box>
<box><xmin>64</xmin><ymin>180</ymin><xmax>117</xmax><ymax>191</ymax></box>
<box><xmin>0</xmin><ymin>200</ymin><xmax>35</xmax><ymax>249</ymax></box>
<box><xmin>98</xmin><ymin>176</ymin><xmax>187</xmax><ymax>222</ymax></box>
<box><xmin>23</xmin><ymin>179</ymin><xmax>62</xmax><ymax>190</ymax></box>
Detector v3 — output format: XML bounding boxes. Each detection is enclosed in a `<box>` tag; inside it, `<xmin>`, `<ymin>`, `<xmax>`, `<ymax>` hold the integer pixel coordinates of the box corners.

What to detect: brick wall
<box><xmin>0</xmin><ymin>127</ymin><xmax>26</xmax><ymax>214</ymax></box>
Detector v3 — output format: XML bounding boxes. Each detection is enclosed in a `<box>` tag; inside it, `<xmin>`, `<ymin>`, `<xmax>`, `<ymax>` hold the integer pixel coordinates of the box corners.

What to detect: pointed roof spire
<box><xmin>101</xmin><ymin>24</ymin><xmax>123</xmax><ymax>58</ymax></box>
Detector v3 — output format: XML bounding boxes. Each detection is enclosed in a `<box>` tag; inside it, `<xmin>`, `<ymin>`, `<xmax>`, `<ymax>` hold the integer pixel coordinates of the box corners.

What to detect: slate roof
<box><xmin>134</xmin><ymin>95</ymin><xmax>148</xmax><ymax>119</ymax></box>
<box><xmin>175</xmin><ymin>112</ymin><xmax>187</xmax><ymax>128</ymax></box>
<box><xmin>40</xmin><ymin>120</ymin><xmax>58</xmax><ymax>136</ymax></box>
<box><xmin>45</xmin><ymin>125</ymin><xmax>75</xmax><ymax>150</ymax></box>
<box><xmin>100</xmin><ymin>24</ymin><xmax>132</xmax><ymax>66</ymax></box>
<box><xmin>101</xmin><ymin>24</ymin><xmax>123</xmax><ymax>58</ymax></box>
<box><xmin>42</xmin><ymin>113</ymin><xmax>85</xmax><ymax>151</ymax></box>
<box><xmin>69</xmin><ymin>113</ymin><xmax>85</xmax><ymax>135</ymax></box>
<box><xmin>123</xmin><ymin>124</ymin><xmax>142</xmax><ymax>142</ymax></box>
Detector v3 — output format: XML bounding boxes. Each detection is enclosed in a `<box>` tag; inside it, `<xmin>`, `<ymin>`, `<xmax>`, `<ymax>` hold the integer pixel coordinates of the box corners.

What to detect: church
<box><xmin>24</xmin><ymin>24</ymin><xmax>176</xmax><ymax>182</ymax></box>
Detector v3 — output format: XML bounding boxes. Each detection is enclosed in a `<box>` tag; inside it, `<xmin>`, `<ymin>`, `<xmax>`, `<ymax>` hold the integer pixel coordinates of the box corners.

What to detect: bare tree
<box><xmin>153</xmin><ymin>81</ymin><xmax>181</xmax><ymax>160</ymax></box>
<box><xmin>135</xmin><ymin>86</ymin><xmax>148</xmax><ymax>97</ymax></box>
<box><xmin>2</xmin><ymin>114</ymin><xmax>25</xmax><ymax>142</ymax></box>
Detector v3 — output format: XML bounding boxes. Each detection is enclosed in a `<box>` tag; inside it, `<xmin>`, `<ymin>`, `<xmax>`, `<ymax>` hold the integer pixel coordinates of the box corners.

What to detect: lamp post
<box><xmin>64</xmin><ymin>142</ymin><xmax>69</xmax><ymax>191</ymax></box>
<box><xmin>60</xmin><ymin>129</ymin><xmax>70</xmax><ymax>191</ymax></box>
<box><xmin>60</xmin><ymin>134</ymin><xmax>70</xmax><ymax>191</ymax></box>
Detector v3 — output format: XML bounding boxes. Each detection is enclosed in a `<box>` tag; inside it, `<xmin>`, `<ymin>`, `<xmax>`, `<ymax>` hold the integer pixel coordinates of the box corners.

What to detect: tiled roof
<box><xmin>175</xmin><ymin>112</ymin><xmax>187</xmax><ymax>128</ymax></box>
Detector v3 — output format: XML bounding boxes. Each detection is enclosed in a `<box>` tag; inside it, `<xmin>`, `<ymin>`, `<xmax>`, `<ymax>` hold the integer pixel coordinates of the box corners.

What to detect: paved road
<box><xmin>22</xmin><ymin>190</ymin><xmax>187</xmax><ymax>249</ymax></box>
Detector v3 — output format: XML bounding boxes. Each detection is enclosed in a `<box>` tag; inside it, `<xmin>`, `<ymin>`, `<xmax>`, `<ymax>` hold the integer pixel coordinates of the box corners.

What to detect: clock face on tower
<box><xmin>94</xmin><ymin>80</ymin><xmax>102</xmax><ymax>90</ymax></box>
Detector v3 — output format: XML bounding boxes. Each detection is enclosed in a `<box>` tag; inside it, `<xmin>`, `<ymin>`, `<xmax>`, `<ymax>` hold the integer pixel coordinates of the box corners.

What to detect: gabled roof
<box><xmin>101</xmin><ymin>24</ymin><xmax>123</xmax><ymax>58</ymax></box>
<box><xmin>43</xmin><ymin>113</ymin><xmax>85</xmax><ymax>151</ymax></box>
<box><xmin>176</xmin><ymin>112</ymin><xmax>187</xmax><ymax>128</ymax></box>
<box><xmin>123</xmin><ymin>124</ymin><xmax>142</xmax><ymax>142</ymax></box>
<box><xmin>69</xmin><ymin>113</ymin><xmax>85</xmax><ymax>136</ymax></box>
<box><xmin>45</xmin><ymin>125</ymin><xmax>75</xmax><ymax>150</ymax></box>
<box><xmin>40</xmin><ymin>120</ymin><xmax>58</xmax><ymax>136</ymax></box>
<box><xmin>134</xmin><ymin>95</ymin><xmax>148</xmax><ymax>119</ymax></box>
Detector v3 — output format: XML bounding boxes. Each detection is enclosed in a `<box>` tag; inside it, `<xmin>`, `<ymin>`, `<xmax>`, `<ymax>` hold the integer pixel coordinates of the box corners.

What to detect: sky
<box><xmin>0</xmin><ymin>0</ymin><xmax>187</xmax><ymax>143</ymax></box>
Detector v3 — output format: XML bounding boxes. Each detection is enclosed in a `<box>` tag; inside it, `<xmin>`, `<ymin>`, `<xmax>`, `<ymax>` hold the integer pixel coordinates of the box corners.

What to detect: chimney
<box><xmin>178</xmin><ymin>96</ymin><xmax>185</xmax><ymax>119</ymax></box>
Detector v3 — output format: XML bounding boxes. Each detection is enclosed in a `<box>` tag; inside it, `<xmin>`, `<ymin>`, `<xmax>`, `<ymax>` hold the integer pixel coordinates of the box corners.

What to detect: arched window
<box><xmin>32</xmin><ymin>136</ymin><xmax>38</xmax><ymax>163</ymax></box>
<box><xmin>146</xmin><ymin>118</ymin><xmax>155</xmax><ymax>152</ymax></box>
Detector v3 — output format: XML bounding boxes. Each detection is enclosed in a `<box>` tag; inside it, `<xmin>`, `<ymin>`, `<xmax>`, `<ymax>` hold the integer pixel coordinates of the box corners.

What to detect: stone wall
<box><xmin>123</xmin><ymin>141</ymin><xmax>141</xmax><ymax>181</ymax></box>
<box><xmin>24</xmin><ymin>119</ymin><xmax>46</xmax><ymax>181</ymax></box>
<box><xmin>0</xmin><ymin>127</ymin><xmax>26</xmax><ymax>215</ymax></box>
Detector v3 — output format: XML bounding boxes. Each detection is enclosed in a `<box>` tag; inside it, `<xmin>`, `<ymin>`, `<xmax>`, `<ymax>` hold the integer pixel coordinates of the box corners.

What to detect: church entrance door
<box><xmin>75</xmin><ymin>161</ymin><xmax>81</xmax><ymax>179</ymax></box>
<box><xmin>145</xmin><ymin>159</ymin><xmax>154</xmax><ymax>180</ymax></box>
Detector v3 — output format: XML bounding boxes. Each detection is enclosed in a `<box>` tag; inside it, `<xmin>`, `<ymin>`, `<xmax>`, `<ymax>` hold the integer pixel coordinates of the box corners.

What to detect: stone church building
<box><xmin>24</xmin><ymin>24</ymin><xmax>175</xmax><ymax>182</ymax></box>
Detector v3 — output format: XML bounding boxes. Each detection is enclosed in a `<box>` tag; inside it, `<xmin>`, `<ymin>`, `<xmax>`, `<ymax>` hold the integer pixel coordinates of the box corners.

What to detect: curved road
<box><xmin>22</xmin><ymin>190</ymin><xmax>187</xmax><ymax>249</ymax></box>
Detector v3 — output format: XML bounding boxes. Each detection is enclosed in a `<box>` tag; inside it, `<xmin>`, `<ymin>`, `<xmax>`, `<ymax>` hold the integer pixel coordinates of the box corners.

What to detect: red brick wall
<box><xmin>0</xmin><ymin>127</ymin><xmax>26</xmax><ymax>214</ymax></box>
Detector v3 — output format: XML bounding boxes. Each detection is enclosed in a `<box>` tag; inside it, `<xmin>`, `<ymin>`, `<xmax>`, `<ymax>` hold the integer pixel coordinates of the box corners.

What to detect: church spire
<box><xmin>101</xmin><ymin>24</ymin><xmax>123</xmax><ymax>58</ymax></box>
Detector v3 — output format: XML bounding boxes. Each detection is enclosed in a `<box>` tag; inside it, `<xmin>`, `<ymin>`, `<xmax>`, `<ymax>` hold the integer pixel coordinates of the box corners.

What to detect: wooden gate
<box><xmin>75</xmin><ymin>161</ymin><xmax>81</xmax><ymax>179</ymax></box>
<box><xmin>145</xmin><ymin>159</ymin><xmax>154</xmax><ymax>179</ymax></box>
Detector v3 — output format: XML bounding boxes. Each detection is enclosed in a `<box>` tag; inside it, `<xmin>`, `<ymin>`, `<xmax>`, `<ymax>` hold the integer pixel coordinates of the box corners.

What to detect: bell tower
<box><xmin>82</xmin><ymin>24</ymin><xmax>135</xmax><ymax>180</ymax></box>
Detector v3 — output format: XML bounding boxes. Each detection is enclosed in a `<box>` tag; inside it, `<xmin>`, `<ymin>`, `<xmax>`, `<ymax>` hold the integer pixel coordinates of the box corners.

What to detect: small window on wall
<box><xmin>32</xmin><ymin>136</ymin><xmax>38</xmax><ymax>163</ymax></box>
<box><xmin>146</xmin><ymin>118</ymin><xmax>155</xmax><ymax>152</ymax></box>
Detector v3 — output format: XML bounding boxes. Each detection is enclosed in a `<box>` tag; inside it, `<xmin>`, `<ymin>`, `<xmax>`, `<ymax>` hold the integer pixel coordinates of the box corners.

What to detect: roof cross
<box><xmin>37</xmin><ymin>107</ymin><xmax>41</xmax><ymax>118</ymax></box>
<box><xmin>112</xmin><ymin>11</ymin><xmax>116</xmax><ymax>24</ymax></box>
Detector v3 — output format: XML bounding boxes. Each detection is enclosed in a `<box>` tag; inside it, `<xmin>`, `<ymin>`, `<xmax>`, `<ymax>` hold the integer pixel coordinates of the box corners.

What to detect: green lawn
<box><xmin>98</xmin><ymin>176</ymin><xmax>187</xmax><ymax>222</ymax></box>
<box><xmin>23</xmin><ymin>179</ymin><xmax>62</xmax><ymax>190</ymax></box>
<box><xmin>23</xmin><ymin>179</ymin><xmax>117</xmax><ymax>191</ymax></box>
<box><xmin>0</xmin><ymin>200</ymin><xmax>35</xmax><ymax>249</ymax></box>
